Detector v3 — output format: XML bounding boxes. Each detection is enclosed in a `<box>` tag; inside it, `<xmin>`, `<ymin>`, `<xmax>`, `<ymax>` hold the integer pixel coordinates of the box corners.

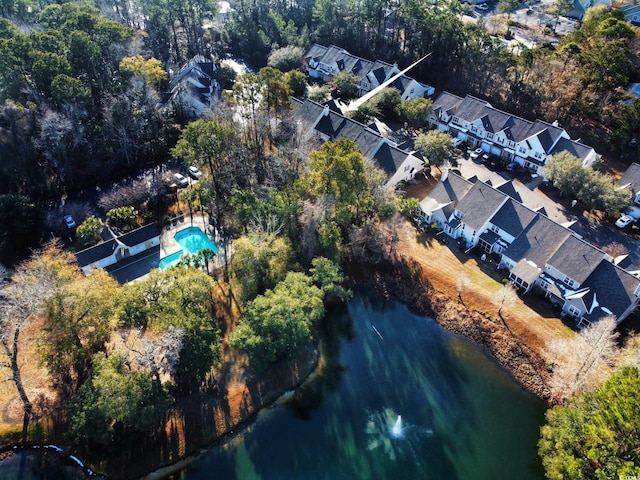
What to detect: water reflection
<box><xmin>178</xmin><ymin>294</ymin><xmax>545</xmax><ymax>480</ymax></box>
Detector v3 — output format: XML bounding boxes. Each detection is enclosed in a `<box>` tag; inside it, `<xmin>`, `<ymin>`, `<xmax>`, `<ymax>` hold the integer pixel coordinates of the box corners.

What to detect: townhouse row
<box><xmin>420</xmin><ymin>170</ymin><xmax>640</xmax><ymax>327</ymax></box>
<box><xmin>429</xmin><ymin>92</ymin><xmax>599</xmax><ymax>175</ymax></box>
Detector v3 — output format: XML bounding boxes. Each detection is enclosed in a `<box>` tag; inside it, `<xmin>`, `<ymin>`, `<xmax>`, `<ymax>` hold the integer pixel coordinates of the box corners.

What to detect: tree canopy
<box><xmin>544</xmin><ymin>152</ymin><xmax>630</xmax><ymax>213</ymax></box>
<box><xmin>414</xmin><ymin>130</ymin><xmax>459</xmax><ymax>169</ymax></box>
<box><xmin>539</xmin><ymin>367</ymin><xmax>640</xmax><ymax>479</ymax></box>
<box><xmin>66</xmin><ymin>351</ymin><xmax>169</xmax><ymax>460</ymax></box>
<box><xmin>230</xmin><ymin>271</ymin><xmax>325</xmax><ymax>368</ymax></box>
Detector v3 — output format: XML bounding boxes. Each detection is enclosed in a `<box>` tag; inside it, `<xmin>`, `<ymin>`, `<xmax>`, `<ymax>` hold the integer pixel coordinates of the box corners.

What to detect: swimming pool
<box><xmin>159</xmin><ymin>226</ymin><xmax>218</xmax><ymax>270</ymax></box>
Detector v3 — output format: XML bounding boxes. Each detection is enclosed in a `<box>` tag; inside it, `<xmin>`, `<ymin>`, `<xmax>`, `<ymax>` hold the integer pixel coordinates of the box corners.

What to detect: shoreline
<box><xmin>141</xmin><ymin>255</ymin><xmax>553</xmax><ymax>479</ymax></box>
<box><xmin>140</xmin><ymin>355</ymin><xmax>325</xmax><ymax>480</ymax></box>
<box><xmin>0</xmin><ymin>250</ymin><xmax>553</xmax><ymax>479</ymax></box>
<box><xmin>347</xmin><ymin>258</ymin><xmax>553</xmax><ymax>402</ymax></box>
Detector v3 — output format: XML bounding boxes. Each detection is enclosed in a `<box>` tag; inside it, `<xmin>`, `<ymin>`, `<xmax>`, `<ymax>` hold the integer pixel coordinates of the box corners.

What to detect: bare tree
<box><xmin>617</xmin><ymin>332</ymin><xmax>640</xmax><ymax>369</ymax></box>
<box><xmin>602</xmin><ymin>242</ymin><xmax>628</xmax><ymax>259</ymax></box>
<box><xmin>548</xmin><ymin>315</ymin><xmax>619</xmax><ymax>401</ymax></box>
<box><xmin>298</xmin><ymin>197</ymin><xmax>333</xmax><ymax>265</ymax></box>
<box><xmin>457</xmin><ymin>273</ymin><xmax>470</xmax><ymax>306</ymax></box>
<box><xmin>121</xmin><ymin>326</ymin><xmax>185</xmax><ymax>384</ymax></box>
<box><xmin>492</xmin><ymin>282</ymin><xmax>517</xmax><ymax>320</ymax></box>
<box><xmin>0</xmin><ymin>251</ymin><xmax>58</xmax><ymax>442</ymax></box>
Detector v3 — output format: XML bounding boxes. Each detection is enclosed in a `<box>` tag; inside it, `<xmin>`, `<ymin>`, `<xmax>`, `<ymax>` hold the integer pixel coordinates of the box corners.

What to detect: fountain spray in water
<box><xmin>391</xmin><ymin>415</ymin><xmax>403</xmax><ymax>438</ymax></box>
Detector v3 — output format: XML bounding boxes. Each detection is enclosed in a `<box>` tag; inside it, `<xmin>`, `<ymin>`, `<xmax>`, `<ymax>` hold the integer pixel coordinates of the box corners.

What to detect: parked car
<box><xmin>475</xmin><ymin>2</ymin><xmax>489</xmax><ymax>10</ymax></box>
<box><xmin>452</xmin><ymin>138</ymin><xmax>464</xmax><ymax>148</ymax></box>
<box><xmin>469</xmin><ymin>148</ymin><xmax>483</xmax><ymax>160</ymax></box>
<box><xmin>64</xmin><ymin>215</ymin><xmax>76</xmax><ymax>229</ymax></box>
<box><xmin>174</xmin><ymin>173</ymin><xmax>189</xmax><ymax>188</ymax></box>
<box><xmin>188</xmin><ymin>166</ymin><xmax>203</xmax><ymax>179</ymax></box>
<box><xmin>615</xmin><ymin>214</ymin><xmax>635</xmax><ymax>228</ymax></box>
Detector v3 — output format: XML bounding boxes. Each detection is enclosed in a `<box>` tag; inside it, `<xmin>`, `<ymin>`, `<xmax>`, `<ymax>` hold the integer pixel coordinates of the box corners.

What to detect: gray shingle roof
<box><xmin>547</xmin><ymin>236</ymin><xmax>604</xmax><ymax>285</ymax></box>
<box><xmin>314</xmin><ymin>110</ymin><xmax>382</xmax><ymax>158</ymax></box>
<box><xmin>372</xmin><ymin>143</ymin><xmax>411</xmax><ymax>178</ymax></box>
<box><xmin>432</xmin><ymin>92</ymin><xmax>463</xmax><ymax>117</ymax></box>
<box><xmin>420</xmin><ymin>171</ymin><xmax>473</xmax><ymax>217</ymax></box>
<box><xmin>74</xmin><ymin>224</ymin><xmax>160</xmax><ymax>267</ymax></box>
<box><xmin>424</xmin><ymin>171</ymin><xmax>473</xmax><ymax>206</ymax></box>
<box><xmin>503</xmin><ymin>116</ymin><xmax>534</xmax><ymax>142</ymax></box>
<box><xmin>503</xmin><ymin>214</ymin><xmax>572</xmax><ymax>267</ymax></box>
<box><xmin>305</xmin><ymin>44</ymin><xmax>328</xmax><ymax>63</ymax></box>
<box><xmin>454</xmin><ymin>96</ymin><xmax>490</xmax><ymax>123</ymax></box>
<box><xmin>496</xmin><ymin>180</ymin><xmax>522</xmax><ymax>202</ymax></box>
<box><xmin>526</xmin><ymin>120</ymin><xmax>565</xmax><ymax>153</ymax></box>
<box><xmin>119</xmin><ymin>223</ymin><xmax>160</xmax><ymax>247</ymax></box>
<box><xmin>618</xmin><ymin>163</ymin><xmax>640</xmax><ymax>195</ymax></box>
<box><xmin>291</xmin><ymin>97</ymin><xmax>324</xmax><ymax>124</ymax></box>
<box><xmin>455</xmin><ymin>181</ymin><xmax>507</xmax><ymax>231</ymax></box>
<box><xmin>479</xmin><ymin>108</ymin><xmax>512</xmax><ymax>134</ymax></box>
<box><xmin>581</xmin><ymin>260</ymin><xmax>640</xmax><ymax>322</ymax></box>
<box><xmin>511</xmin><ymin>259</ymin><xmax>542</xmax><ymax>285</ymax></box>
<box><xmin>76</xmin><ymin>240</ymin><xmax>117</xmax><ymax>267</ymax></box>
<box><xmin>490</xmin><ymin>199</ymin><xmax>537</xmax><ymax>238</ymax></box>
<box><xmin>550</xmin><ymin>137</ymin><xmax>595</xmax><ymax>163</ymax></box>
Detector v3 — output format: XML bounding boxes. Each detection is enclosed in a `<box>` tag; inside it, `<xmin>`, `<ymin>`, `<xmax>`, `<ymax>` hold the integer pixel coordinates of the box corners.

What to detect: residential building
<box><xmin>429</xmin><ymin>93</ymin><xmax>599</xmax><ymax>175</ymax></box>
<box><xmin>303</xmin><ymin>44</ymin><xmax>435</xmax><ymax>100</ymax></box>
<box><xmin>168</xmin><ymin>55</ymin><xmax>219</xmax><ymax>118</ymax></box>
<box><xmin>75</xmin><ymin>223</ymin><xmax>160</xmax><ymax>276</ymax></box>
<box><xmin>419</xmin><ymin>170</ymin><xmax>640</xmax><ymax>326</ymax></box>
<box><xmin>291</xmin><ymin>97</ymin><xmax>424</xmax><ymax>188</ymax></box>
<box><xmin>622</xmin><ymin>4</ymin><xmax>640</xmax><ymax>26</ymax></box>
<box><xmin>568</xmin><ymin>0</ymin><xmax>611</xmax><ymax>19</ymax></box>
<box><xmin>617</xmin><ymin>162</ymin><xmax>640</xmax><ymax>218</ymax></box>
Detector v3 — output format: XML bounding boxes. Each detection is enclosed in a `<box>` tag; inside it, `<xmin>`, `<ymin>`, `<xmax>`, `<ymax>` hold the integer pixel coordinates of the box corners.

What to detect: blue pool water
<box><xmin>158</xmin><ymin>250</ymin><xmax>184</xmax><ymax>269</ymax></box>
<box><xmin>159</xmin><ymin>227</ymin><xmax>218</xmax><ymax>269</ymax></box>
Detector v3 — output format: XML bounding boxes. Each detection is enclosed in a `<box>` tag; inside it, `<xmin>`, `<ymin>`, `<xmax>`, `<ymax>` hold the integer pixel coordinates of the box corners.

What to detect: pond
<box><xmin>174</xmin><ymin>294</ymin><xmax>545</xmax><ymax>480</ymax></box>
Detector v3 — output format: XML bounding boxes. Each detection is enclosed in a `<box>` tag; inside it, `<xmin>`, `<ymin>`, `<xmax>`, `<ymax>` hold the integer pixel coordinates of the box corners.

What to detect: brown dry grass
<box><xmin>397</xmin><ymin>177</ymin><xmax>574</xmax><ymax>363</ymax></box>
<box><xmin>0</xmin><ymin>316</ymin><xmax>57</xmax><ymax>438</ymax></box>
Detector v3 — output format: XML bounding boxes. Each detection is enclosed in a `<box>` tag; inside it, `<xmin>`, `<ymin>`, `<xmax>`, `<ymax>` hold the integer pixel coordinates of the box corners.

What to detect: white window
<box><xmin>635</xmin><ymin>193</ymin><xmax>640</xmax><ymax>204</ymax></box>
<box><xmin>486</xmin><ymin>132</ymin><xmax>494</xmax><ymax>140</ymax></box>
<box><xmin>568</xmin><ymin>304</ymin><xmax>580</xmax><ymax>316</ymax></box>
<box><xmin>519</xmin><ymin>146</ymin><xmax>526</xmax><ymax>154</ymax></box>
<box><xmin>490</xmin><ymin>225</ymin><xmax>499</xmax><ymax>233</ymax></box>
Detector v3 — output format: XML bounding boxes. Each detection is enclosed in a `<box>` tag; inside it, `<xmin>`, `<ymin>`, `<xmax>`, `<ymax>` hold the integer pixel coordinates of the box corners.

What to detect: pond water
<box><xmin>175</xmin><ymin>294</ymin><xmax>545</xmax><ymax>480</ymax></box>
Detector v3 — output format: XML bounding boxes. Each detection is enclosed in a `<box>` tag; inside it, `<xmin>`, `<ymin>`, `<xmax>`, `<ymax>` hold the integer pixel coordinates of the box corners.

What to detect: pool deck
<box><xmin>161</xmin><ymin>211</ymin><xmax>226</xmax><ymax>255</ymax></box>
<box><xmin>108</xmin><ymin>212</ymin><xmax>229</xmax><ymax>284</ymax></box>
